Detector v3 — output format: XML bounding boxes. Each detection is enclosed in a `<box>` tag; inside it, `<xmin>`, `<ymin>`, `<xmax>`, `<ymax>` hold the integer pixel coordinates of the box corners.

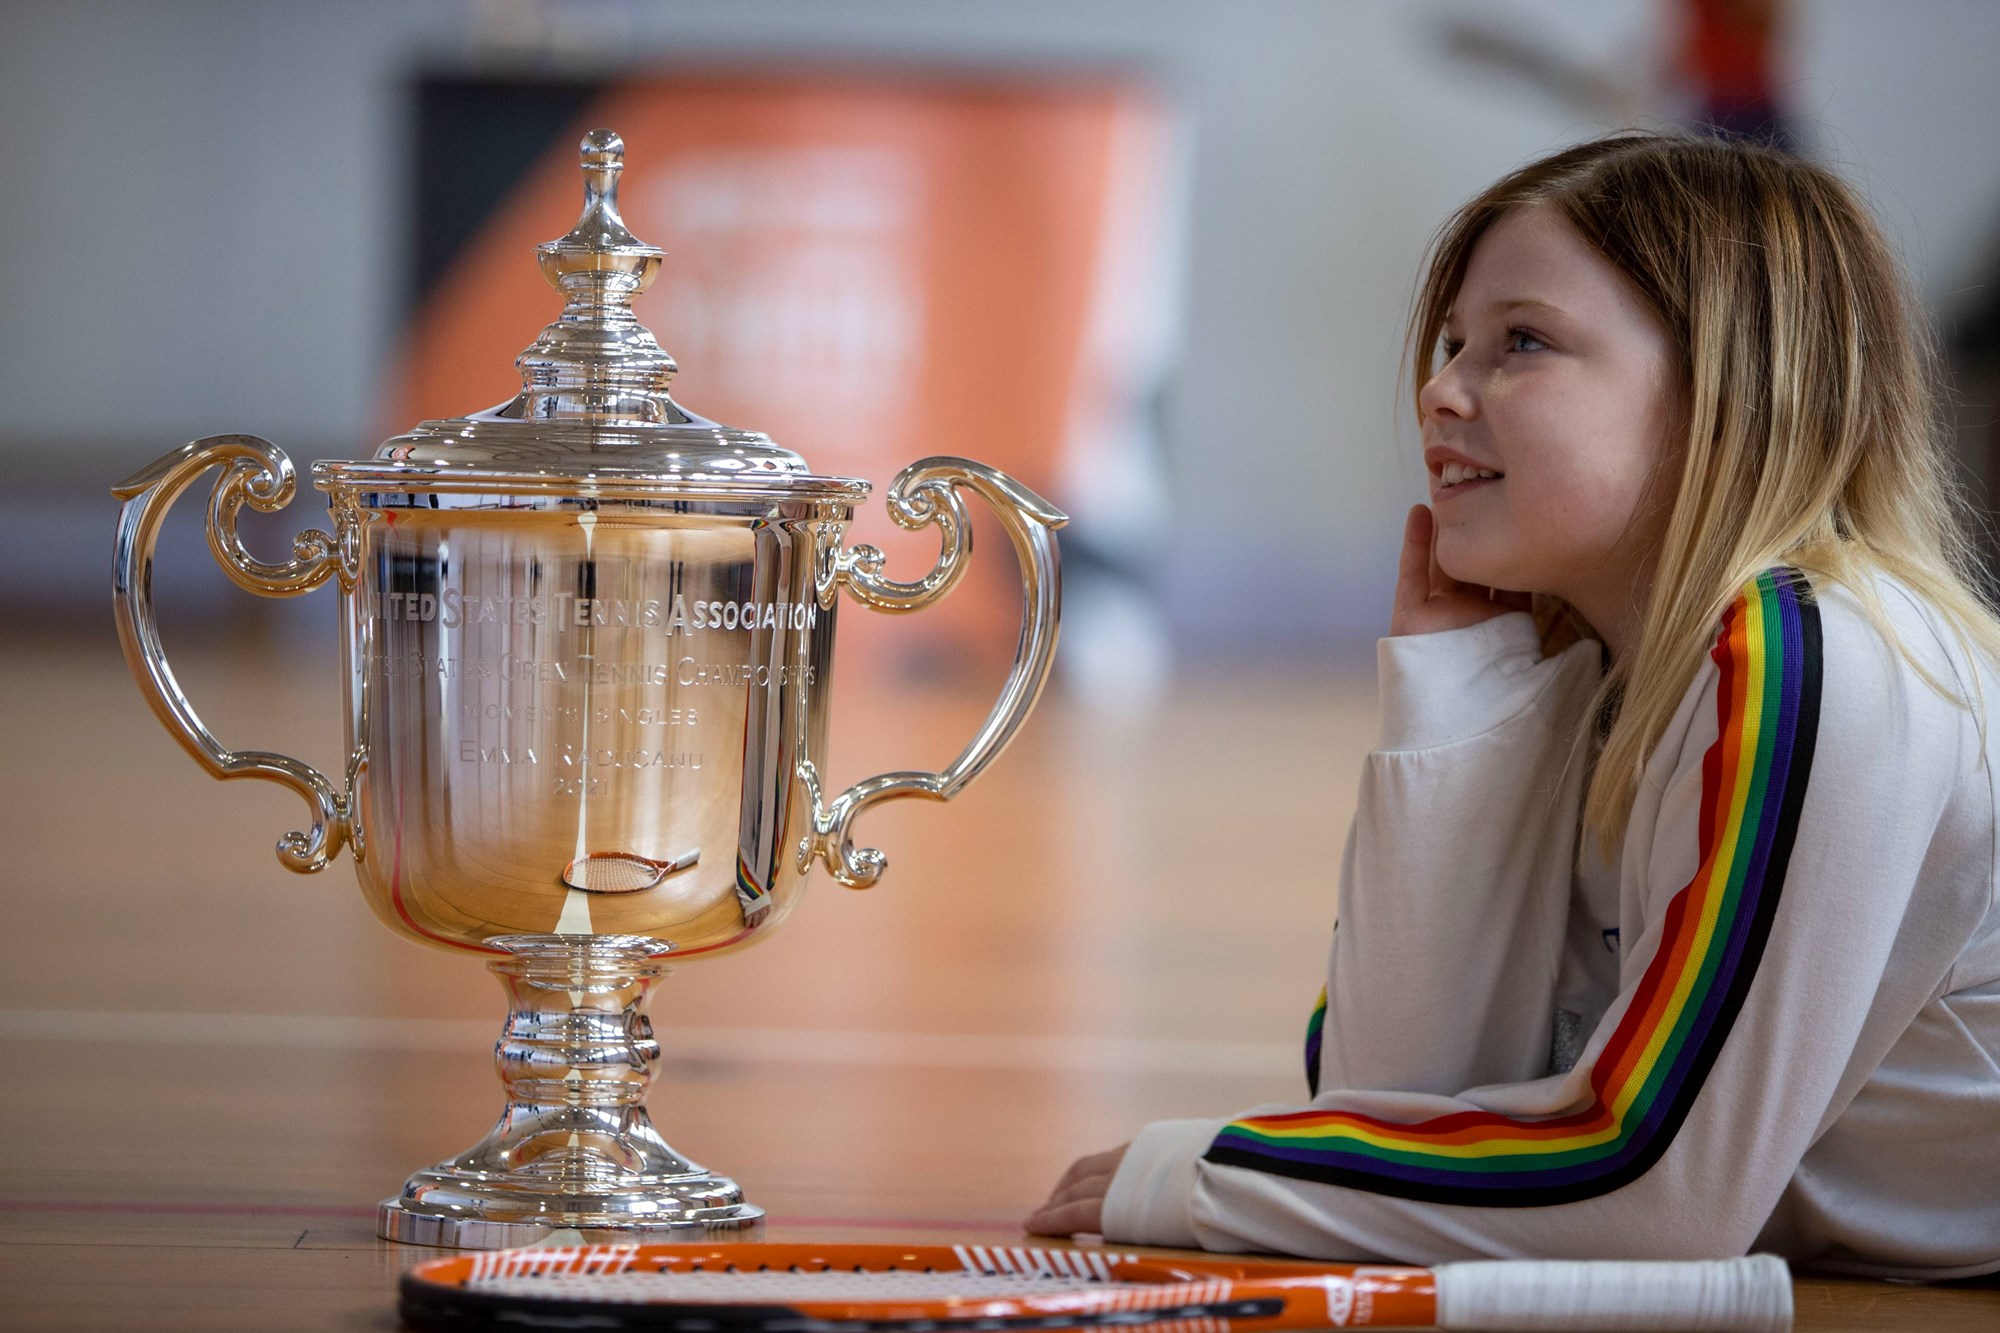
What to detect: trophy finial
<box><xmin>517</xmin><ymin>127</ymin><xmax>678</xmax><ymax>416</ymax></box>
<box><xmin>581</xmin><ymin>127</ymin><xmax>624</xmax><ymax>165</ymax></box>
<box><xmin>535</xmin><ymin>127</ymin><xmax>665</xmax><ymax>292</ymax></box>
<box><xmin>574</xmin><ymin>129</ymin><xmax>629</xmax><ymax>242</ymax></box>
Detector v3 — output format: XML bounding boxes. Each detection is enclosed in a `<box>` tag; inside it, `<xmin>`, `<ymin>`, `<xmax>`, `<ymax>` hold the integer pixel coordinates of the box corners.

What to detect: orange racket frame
<box><xmin>400</xmin><ymin>1241</ymin><xmax>1441</xmax><ymax>1330</ymax></box>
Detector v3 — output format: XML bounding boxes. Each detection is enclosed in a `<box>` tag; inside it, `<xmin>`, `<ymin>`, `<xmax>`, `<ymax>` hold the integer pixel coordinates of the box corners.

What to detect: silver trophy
<box><xmin>111</xmin><ymin>130</ymin><xmax>1065</xmax><ymax>1248</ymax></box>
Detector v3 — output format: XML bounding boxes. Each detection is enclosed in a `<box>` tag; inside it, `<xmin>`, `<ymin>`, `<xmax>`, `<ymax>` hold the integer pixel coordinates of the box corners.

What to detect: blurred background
<box><xmin>5</xmin><ymin>0</ymin><xmax>2000</xmax><ymax>1230</ymax></box>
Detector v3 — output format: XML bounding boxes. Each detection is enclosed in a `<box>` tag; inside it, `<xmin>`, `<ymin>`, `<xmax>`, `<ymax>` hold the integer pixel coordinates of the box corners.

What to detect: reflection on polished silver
<box><xmin>807</xmin><ymin>458</ymin><xmax>1067</xmax><ymax>887</ymax></box>
<box><xmin>563</xmin><ymin>849</ymin><xmax>702</xmax><ymax>895</ymax></box>
<box><xmin>110</xmin><ymin>129</ymin><xmax>1062</xmax><ymax>1247</ymax></box>
<box><xmin>516</xmin><ymin>128</ymin><xmax>677</xmax><ymax>424</ymax></box>
<box><xmin>113</xmin><ymin>434</ymin><xmax>352</xmax><ymax>873</ymax></box>
<box><xmin>378</xmin><ymin>935</ymin><xmax>762</xmax><ymax>1246</ymax></box>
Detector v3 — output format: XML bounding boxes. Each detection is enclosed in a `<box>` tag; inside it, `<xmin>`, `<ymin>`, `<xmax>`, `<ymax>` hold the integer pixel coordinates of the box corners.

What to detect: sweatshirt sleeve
<box><xmin>1323</xmin><ymin>614</ymin><xmax>1603</xmax><ymax>1097</ymax></box>
<box><xmin>1102</xmin><ymin>567</ymin><xmax>1968</xmax><ymax>1262</ymax></box>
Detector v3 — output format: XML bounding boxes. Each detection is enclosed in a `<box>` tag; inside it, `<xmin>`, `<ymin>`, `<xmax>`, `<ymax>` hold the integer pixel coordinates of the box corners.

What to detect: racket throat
<box><xmin>378</xmin><ymin>933</ymin><xmax>764</xmax><ymax>1248</ymax></box>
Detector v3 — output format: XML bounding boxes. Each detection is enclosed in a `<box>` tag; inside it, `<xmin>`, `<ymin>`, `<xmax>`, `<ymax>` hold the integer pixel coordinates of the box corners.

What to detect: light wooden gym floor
<box><xmin>1</xmin><ymin>628</ymin><xmax>1993</xmax><ymax>1330</ymax></box>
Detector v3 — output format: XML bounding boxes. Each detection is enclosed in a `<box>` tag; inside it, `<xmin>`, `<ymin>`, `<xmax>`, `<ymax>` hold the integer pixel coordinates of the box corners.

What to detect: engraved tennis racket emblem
<box><xmin>561</xmin><ymin>849</ymin><xmax>700</xmax><ymax>894</ymax></box>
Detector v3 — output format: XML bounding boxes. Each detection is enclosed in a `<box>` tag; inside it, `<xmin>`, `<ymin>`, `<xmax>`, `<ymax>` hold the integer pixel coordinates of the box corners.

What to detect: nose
<box><xmin>1418</xmin><ymin>352</ymin><xmax>1476</xmax><ymax>425</ymax></box>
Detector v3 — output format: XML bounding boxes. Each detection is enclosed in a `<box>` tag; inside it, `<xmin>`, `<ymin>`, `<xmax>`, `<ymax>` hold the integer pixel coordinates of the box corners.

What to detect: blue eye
<box><xmin>1507</xmin><ymin>327</ymin><xmax>1547</xmax><ymax>352</ymax></box>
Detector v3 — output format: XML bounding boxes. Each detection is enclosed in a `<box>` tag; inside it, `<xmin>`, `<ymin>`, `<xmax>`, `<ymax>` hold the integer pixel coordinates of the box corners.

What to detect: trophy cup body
<box><xmin>339</xmin><ymin>485</ymin><xmax>847</xmax><ymax>953</ymax></box>
<box><xmin>110</xmin><ymin>131</ymin><xmax>1064</xmax><ymax>1247</ymax></box>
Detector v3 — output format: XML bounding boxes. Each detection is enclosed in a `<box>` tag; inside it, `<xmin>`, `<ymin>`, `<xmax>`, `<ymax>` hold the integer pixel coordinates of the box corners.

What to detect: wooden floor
<box><xmin>1</xmin><ymin>629</ymin><xmax>1994</xmax><ymax>1330</ymax></box>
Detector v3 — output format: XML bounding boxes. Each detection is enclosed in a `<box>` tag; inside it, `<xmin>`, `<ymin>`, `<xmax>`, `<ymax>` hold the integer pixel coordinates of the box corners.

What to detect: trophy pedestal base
<box><xmin>377</xmin><ymin>1187</ymin><xmax>765</xmax><ymax>1249</ymax></box>
<box><xmin>377</xmin><ymin>934</ymin><xmax>765</xmax><ymax>1250</ymax></box>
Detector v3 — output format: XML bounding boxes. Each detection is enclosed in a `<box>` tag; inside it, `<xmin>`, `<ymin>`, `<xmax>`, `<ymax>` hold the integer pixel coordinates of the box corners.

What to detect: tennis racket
<box><xmin>398</xmin><ymin>1241</ymin><xmax>1793</xmax><ymax>1331</ymax></box>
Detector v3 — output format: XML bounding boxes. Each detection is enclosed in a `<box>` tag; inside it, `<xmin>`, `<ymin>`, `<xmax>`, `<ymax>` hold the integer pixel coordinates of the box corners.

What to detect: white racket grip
<box><xmin>1433</xmin><ymin>1254</ymin><xmax>1792</xmax><ymax>1332</ymax></box>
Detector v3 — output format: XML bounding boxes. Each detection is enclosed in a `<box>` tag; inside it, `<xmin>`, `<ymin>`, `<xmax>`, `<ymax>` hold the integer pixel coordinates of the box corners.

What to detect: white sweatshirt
<box><xmin>1103</xmin><ymin>566</ymin><xmax>2000</xmax><ymax>1278</ymax></box>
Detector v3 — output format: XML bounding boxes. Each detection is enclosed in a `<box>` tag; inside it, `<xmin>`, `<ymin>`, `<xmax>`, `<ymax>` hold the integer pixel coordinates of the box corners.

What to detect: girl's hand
<box><xmin>1390</xmin><ymin>504</ymin><xmax>1532</xmax><ymax>636</ymax></box>
<box><xmin>1023</xmin><ymin>1143</ymin><xmax>1128</xmax><ymax>1237</ymax></box>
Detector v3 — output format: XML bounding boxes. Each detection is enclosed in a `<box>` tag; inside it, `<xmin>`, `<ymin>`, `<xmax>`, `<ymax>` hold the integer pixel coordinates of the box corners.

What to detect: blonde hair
<box><xmin>1407</xmin><ymin>130</ymin><xmax>2000</xmax><ymax>849</ymax></box>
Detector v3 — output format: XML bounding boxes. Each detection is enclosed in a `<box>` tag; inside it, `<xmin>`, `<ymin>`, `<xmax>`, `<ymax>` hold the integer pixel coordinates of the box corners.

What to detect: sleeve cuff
<box><xmin>1375</xmin><ymin>612</ymin><xmax>1558</xmax><ymax>752</ymax></box>
<box><xmin>1101</xmin><ymin>1117</ymin><xmax>1231</xmax><ymax>1248</ymax></box>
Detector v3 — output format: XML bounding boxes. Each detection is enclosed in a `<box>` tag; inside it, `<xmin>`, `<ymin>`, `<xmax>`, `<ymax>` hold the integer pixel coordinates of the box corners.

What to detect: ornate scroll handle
<box><xmin>111</xmin><ymin>434</ymin><xmax>351</xmax><ymax>873</ymax></box>
<box><xmin>805</xmin><ymin>457</ymin><xmax>1067</xmax><ymax>887</ymax></box>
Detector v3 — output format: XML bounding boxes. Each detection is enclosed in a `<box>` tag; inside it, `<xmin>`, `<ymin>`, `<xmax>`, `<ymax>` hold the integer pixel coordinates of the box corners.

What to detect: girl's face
<box><xmin>1420</xmin><ymin>203</ymin><xmax>1681</xmax><ymax>617</ymax></box>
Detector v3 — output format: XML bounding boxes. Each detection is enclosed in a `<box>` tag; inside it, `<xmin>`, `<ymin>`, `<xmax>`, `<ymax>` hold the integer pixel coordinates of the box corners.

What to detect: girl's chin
<box><xmin>1432</xmin><ymin>537</ymin><xmax>1510</xmax><ymax>590</ymax></box>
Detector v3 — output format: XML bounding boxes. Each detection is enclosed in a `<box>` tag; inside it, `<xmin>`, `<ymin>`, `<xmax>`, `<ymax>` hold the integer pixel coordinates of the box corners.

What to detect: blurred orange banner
<box><xmin>397</xmin><ymin>73</ymin><xmax>1173</xmax><ymax>680</ymax></box>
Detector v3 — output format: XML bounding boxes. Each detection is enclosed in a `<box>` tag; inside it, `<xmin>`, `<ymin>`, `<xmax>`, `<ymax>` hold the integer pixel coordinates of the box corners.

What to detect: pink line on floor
<box><xmin>772</xmin><ymin>1216</ymin><xmax>1026</xmax><ymax>1233</ymax></box>
<box><xmin>0</xmin><ymin>1199</ymin><xmax>1024</xmax><ymax>1232</ymax></box>
<box><xmin>0</xmin><ymin>1199</ymin><xmax>377</xmax><ymax>1219</ymax></box>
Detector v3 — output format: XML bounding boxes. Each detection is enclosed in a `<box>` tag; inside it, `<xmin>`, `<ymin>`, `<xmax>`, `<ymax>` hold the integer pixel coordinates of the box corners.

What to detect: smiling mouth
<box><xmin>1435</xmin><ymin>465</ymin><xmax>1504</xmax><ymax>494</ymax></box>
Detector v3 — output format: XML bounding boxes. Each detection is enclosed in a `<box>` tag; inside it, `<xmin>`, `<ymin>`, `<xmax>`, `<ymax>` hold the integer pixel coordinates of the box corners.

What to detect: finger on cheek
<box><xmin>1426</xmin><ymin>509</ymin><xmax>1446</xmax><ymax>593</ymax></box>
<box><xmin>1397</xmin><ymin>507</ymin><xmax>1430</xmax><ymax>598</ymax></box>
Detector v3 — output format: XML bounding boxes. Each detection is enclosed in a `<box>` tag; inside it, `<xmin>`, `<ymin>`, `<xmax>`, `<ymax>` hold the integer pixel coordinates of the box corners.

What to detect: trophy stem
<box><xmin>377</xmin><ymin>934</ymin><xmax>764</xmax><ymax>1248</ymax></box>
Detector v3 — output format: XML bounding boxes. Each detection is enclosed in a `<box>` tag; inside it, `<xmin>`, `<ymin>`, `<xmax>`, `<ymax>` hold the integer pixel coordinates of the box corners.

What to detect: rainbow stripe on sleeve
<box><xmin>1207</xmin><ymin>567</ymin><xmax>1823</xmax><ymax>1206</ymax></box>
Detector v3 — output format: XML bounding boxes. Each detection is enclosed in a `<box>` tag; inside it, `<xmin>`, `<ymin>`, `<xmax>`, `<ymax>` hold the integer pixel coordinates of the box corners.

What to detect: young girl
<box><xmin>1027</xmin><ymin>130</ymin><xmax>2000</xmax><ymax>1278</ymax></box>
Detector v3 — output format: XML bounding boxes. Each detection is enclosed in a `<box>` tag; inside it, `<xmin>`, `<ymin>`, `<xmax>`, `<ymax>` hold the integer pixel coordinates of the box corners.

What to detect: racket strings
<box><xmin>563</xmin><ymin>853</ymin><xmax>668</xmax><ymax>893</ymax></box>
<box><xmin>464</xmin><ymin>1269</ymin><xmax>1153</xmax><ymax>1305</ymax></box>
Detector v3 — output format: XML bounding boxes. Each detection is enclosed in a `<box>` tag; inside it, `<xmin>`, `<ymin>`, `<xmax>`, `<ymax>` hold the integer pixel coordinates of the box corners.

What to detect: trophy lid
<box><xmin>317</xmin><ymin>129</ymin><xmax>864</xmax><ymax>499</ymax></box>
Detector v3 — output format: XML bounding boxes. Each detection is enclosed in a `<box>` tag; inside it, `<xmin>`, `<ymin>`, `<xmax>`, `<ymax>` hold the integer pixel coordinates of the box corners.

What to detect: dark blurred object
<box><xmin>1438</xmin><ymin>15</ymin><xmax>1641</xmax><ymax>125</ymax></box>
<box><xmin>411</xmin><ymin>77</ymin><xmax>600</xmax><ymax>308</ymax></box>
<box><xmin>1440</xmin><ymin>0</ymin><xmax>1799</xmax><ymax>153</ymax></box>
<box><xmin>1948</xmin><ymin>221</ymin><xmax>2000</xmax><ymax>601</ymax></box>
<box><xmin>1679</xmin><ymin>0</ymin><xmax>1794</xmax><ymax>150</ymax></box>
